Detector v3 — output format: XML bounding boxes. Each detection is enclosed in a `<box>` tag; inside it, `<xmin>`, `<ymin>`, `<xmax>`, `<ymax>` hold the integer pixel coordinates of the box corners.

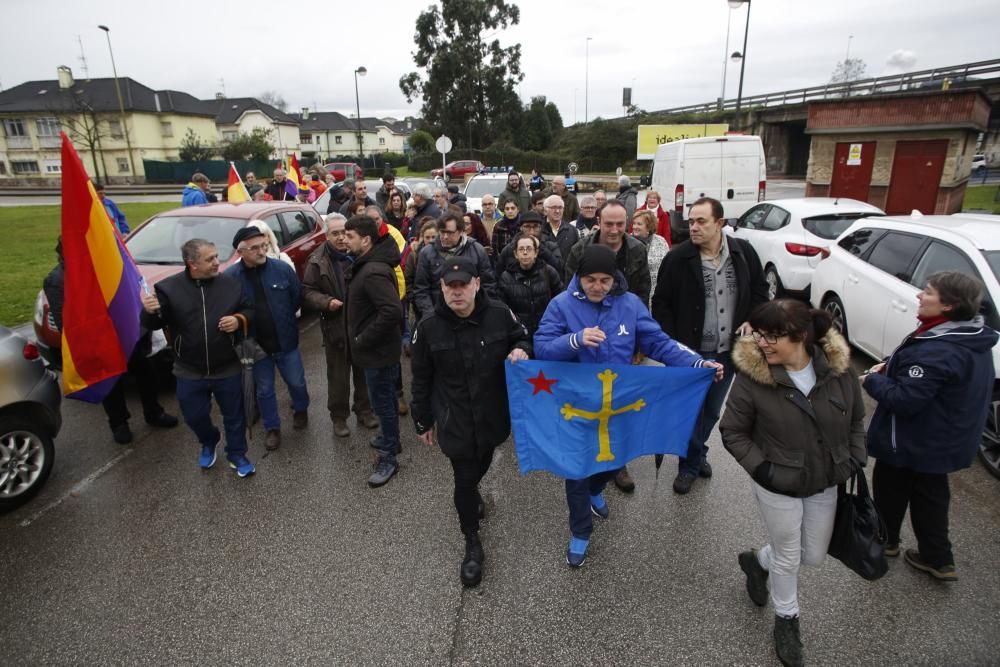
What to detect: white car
<box><xmin>728</xmin><ymin>198</ymin><xmax>884</xmax><ymax>300</ymax></box>
<box><xmin>463</xmin><ymin>173</ymin><xmax>512</xmax><ymax>217</ymax></box>
<box><xmin>809</xmin><ymin>212</ymin><xmax>1000</xmax><ymax>478</ymax></box>
<box><xmin>312</xmin><ymin>179</ymin><xmax>411</xmax><ymax>220</ymax></box>
<box><xmin>972</xmin><ymin>154</ymin><xmax>987</xmax><ymax>173</ymax></box>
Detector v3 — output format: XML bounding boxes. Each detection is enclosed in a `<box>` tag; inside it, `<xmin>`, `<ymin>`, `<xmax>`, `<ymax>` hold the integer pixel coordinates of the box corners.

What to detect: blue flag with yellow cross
<box><xmin>506</xmin><ymin>360</ymin><xmax>713</xmax><ymax>479</ymax></box>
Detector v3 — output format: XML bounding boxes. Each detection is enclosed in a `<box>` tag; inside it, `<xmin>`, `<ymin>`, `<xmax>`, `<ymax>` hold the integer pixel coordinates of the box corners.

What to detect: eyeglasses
<box><xmin>751</xmin><ymin>331</ymin><xmax>785</xmax><ymax>344</ymax></box>
<box><xmin>241</xmin><ymin>241</ymin><xmax>270</xmax><ymax>253</ymax></box>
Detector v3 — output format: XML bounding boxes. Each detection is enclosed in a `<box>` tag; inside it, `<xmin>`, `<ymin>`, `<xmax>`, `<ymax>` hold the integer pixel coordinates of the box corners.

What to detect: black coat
<box><xmin>651</xmin><ymin>236</ymin><xmax>768</xmax><ymax>350</ymax></box>
<box><xmin>410</xmin><ymin>293</ymin><xmax>532</xmax><ymax>460</ymax></box>
<box><xmin>498</xmin><ymin>261</ymin><xmax>563</xmax><ymax>335</ymax></box>
<box><xmin>543</xmin><ymin>223</ymin><xmax>580</xmax><ymax>266</ymax></box>
<box><xmin>346</xmin><ymin>234</ymin><xmax>403</xmax><ymax>369</ymax></box>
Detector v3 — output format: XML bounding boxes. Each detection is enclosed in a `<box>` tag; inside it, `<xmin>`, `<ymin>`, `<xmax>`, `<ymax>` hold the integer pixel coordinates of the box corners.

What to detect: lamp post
<box><xmin>584</xmin><ymin>37</ymin><xmax>592</xmax><ymax>124</ymax></box>
<box><xmin>354</xmin><ymin>66</ymin><xmax>367</xmax><ymax>161</ymax></box>
<box><xmin>97</xmin><ymin>25</ymin><xmax>137</xmax><ymax>181</ymax></box>
<box><xmin>728</xmin><ymin>0</ymin><xmax>752</xmax><ymax>120</ymax></box>
<box><xmin>719</xmin><ymin>4</ymin><xmax>734</xmax><ymax>108</ymax></box>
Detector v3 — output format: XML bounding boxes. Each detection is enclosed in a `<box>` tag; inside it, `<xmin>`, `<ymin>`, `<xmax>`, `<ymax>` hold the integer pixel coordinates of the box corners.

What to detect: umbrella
<box><xmin>654</xmin><ymin>454</ymin><xmax>664</xmax><ymax>478</ymax></box>
<box><xmin>232</xmin><ymin>314</ymin><xmax>266</xmax><ymax>442</ymax></box>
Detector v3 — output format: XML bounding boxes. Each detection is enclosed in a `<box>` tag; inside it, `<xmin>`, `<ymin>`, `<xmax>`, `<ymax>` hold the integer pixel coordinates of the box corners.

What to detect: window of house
<box><xmin>222</xmin><ymin>130</ymin><xmax>237</xmax><ymax>141</ymax></box>
<box><xmin>44</xmin><ymin>160</ymin><xmax>61</xmax><ymax>173</ymax></box>
<box><xmin>161</xmin><ymin>121</ymin><xmax>173</xmax><ymax>137</ymax></box>
<box><xmin>0</xmin><ymin>162</ymin><xmax>7</xmax><ymax>175</ymax></box>
<box><xmin>335</xmin><ymin>136</ymin><xmax>342</xmax><ymax>145</ymax></box>
<box><xmin>379</xmin><ymin>137</ymin><xmax>385</xmax><ymax>145</ymax></box>
<box><xmin>11</xmin><ymin>160</ymin><xmax>40</xmax><ymax>174</ymax></box>
<box><xmin>3</xmin><ymin>119</ymin><xmax>27</xmax><ymax>137</ymax></box>
<box><xmin>109</xmin><ymin>120</ymin><xmax>123</xmax><ymax>139</ymax></box>
<box><xmin>315</xmin><ymin>136</ymin><xmax>321</xmax><ymax>144</ymax></box>
<box><xmin>117</xmin><ymin>158</ymin><xmax>130</xmax><ymax>173</ymax></box>
<box><xmin>301</xmin><ymin>134</ymin><xmax>312</xmax><ymax>144</ymax></box>
<box><xmin>35</xmin><ymin>117</ymin><xmax>61</xmax><ymax>137</ymax></box>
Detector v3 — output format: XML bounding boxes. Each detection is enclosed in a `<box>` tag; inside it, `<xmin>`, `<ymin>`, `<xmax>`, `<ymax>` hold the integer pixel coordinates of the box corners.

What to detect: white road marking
<box><xmin>18</xmin><ymin>449</ymin><xmax>134</xmax><ymax>527</ymax></box>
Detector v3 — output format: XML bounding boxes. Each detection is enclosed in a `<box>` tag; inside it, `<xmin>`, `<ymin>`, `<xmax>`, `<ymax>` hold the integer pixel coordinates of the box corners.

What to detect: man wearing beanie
<box><xmin>535</xmin><ymin>244</ymin><xmax>724</xmax><ymax>567</ymax></box>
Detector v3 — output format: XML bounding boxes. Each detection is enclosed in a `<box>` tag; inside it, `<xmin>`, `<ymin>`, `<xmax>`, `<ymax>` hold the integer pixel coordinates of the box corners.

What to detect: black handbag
<box><xmin>827</xmin><ymin>471</ymin><xmax>889</xmax><ymax>581</ymax></box>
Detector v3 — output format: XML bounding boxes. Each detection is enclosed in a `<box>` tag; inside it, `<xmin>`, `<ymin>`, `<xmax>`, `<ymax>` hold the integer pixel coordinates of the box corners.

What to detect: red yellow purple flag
<box><xmin>227</xmin><ymin>162</ymin><xmax>250</xmax><ymax>203</ymax></box>
<box><xmin>286</xmin><ymin>153</ymin><xmax>303</xmax><ymax>199</ymax></box>
<box><xmin>59</xmin><ymin>132</ymin><xmax>143</xmax><ymax>402</ymax></box>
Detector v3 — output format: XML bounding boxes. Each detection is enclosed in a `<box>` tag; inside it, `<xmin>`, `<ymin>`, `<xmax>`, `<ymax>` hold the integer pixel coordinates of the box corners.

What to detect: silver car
<box><xmin>0</xmin><ymin>326</ymin><xmax>62</xmax><ymax>511</ymax></box>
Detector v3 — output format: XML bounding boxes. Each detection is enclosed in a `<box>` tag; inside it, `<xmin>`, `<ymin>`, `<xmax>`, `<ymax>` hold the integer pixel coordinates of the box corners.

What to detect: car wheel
<box><xmin>823</xmin><ymin>295</ymin><xmax>848</xmax><ymax>340</ymax></box>
<box><xmin>0</xmin><ymin>417</ymin><xmax>55</xmax><ymax>512</ymax></box>
<box><xmin>765</xmin><ymin>265</ymin><xmax>783</xmax><ymax>300</ymax></box>
<box><xmin>978</xmin><ymin>390</ymin><xmax>1000</xmax><ymax>480</ymax></box>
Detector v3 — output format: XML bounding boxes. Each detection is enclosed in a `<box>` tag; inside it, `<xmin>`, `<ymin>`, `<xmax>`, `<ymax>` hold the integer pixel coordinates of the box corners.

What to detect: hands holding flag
<box><xmin>580</xmin><ymin>326</ymin><xmax>725</xmax><ymax>382</ymax></box>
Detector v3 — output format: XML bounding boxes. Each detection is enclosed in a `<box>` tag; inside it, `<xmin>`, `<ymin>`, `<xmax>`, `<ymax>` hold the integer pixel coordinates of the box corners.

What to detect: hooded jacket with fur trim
<box><xmin>720</xmin><ymin>330</ymin><xmax>866</xmax><ymax>497</ymax></box>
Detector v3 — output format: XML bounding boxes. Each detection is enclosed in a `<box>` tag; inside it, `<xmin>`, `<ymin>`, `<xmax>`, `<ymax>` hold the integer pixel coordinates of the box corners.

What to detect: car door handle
<box><xmin>847</xmin><ymin>274</ymin><xmax>860</xmax><ymax>284</ymax></box>
<box><xmin>890</xmin><ymin>299</ymin><xmax>908</xmax><ymax>312</ymax></box>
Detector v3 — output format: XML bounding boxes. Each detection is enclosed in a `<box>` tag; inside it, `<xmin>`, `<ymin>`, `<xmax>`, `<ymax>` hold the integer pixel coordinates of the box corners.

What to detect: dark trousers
<box><xmin>873</xmin><ymin>460</ymin><xmax>953</xmax><ymax>567</ymax></box>
<box><xmin>101</xmin><ymin>345</ymin><xmax>163</xmax><ymax>428</ymax></box>
<box><xmin>450</xmin><ymin>446</ymin><xmax>496</xmax><ymax>537</ymax></box>
<box><xmin>323</xmin><ymin>341</ymin><xmax>371</xmax><ymax>420</ymax></box>
<box><xmin>175</xmin><ymin>374</ymin><xmax>247</xmax><ymax>457</ymax></box>
<box><xmin>566</xmin><ymin>468</ymin><xmax>620</xmax><ymax>540</ymax></box>
<box><xmin>679</xmin><ymin>350</ymin><xmax>734</xmax><ymax>477</ymax></box>
<box><xmin>364</xmin><ymin>364</ymin><xmax>400</xmax><ymax>460</ymax></box>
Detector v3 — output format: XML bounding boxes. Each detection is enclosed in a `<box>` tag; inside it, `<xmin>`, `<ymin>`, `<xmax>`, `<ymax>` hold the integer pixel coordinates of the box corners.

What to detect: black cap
<box><xmin>233</xmin><ymin>226</ymin><xmax>266</xmax><ymax>249</ymax></box>
<box><xmin>447</xmin><ymin>184</ymin><xmax>460</xmax><ymax>194</ymax></box>
<box><xmin>441</xmin><ymin>256</ymin><xmax>478</xmax><ymax>284</ymax></box>
<box><xmin>577</xmin><ymin>244</ymin><xmax>617</xmax><ymax>277</ymax></box>
<box><xmin>520</xmin><ymin>211</ymin><xmax>544</xmax><ymax>226</ymax></box>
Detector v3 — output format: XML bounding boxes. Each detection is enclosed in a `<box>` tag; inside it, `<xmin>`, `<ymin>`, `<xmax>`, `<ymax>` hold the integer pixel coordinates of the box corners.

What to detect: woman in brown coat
<box><xmin>720</xmin><ymin>299</ymin><xmax>866</xmax><ymax>667</ymax></box>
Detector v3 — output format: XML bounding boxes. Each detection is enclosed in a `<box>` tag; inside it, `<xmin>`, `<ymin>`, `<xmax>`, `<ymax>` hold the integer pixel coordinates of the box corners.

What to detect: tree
<box><xmin>408</xmin><ymin>129</ymin><xmax>435</xmax><ymax>154</ymax></box>
<box><xmin>258</xmin><ymin>90</ymin><xmax>288</xmax><ymax>112</ymax></box>
<box><xmin>515</xmin><ymin>96</ymin><xmax>552</xmax><ymax>151</ymax></box>
<box><xmin>179</xmin><ymin>128</ymin><xmax>215</xmax><ymax>161</ymax></box>
<box><xmin>56</xmin><ymin>98</ymin><xmax>110</xmax><ymax>184</ymax></box>
<box><xmin>544</xmin><ymin>101</ymin><xmax>563</xmax><ymax>135</ymax></box>
<box><xmin>399</xmin><ymin>0</ymin><xmax>524</xmax><ymax>148</ymax></box>
<box><xmin>830</xmin><ymin>58</ymin><xmax>867</xmax><ymax>84</ymax></box>
<box><xmin>221</xmin><ymin>127</ymin><xmax>275</xmax><ymax>162</ymax></box>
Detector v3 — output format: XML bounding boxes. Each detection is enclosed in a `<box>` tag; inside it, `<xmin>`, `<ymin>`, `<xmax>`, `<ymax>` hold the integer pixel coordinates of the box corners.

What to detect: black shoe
<box><xmin>461</xmin><ymin>534</ymin><xmax>484</xmax><ymax>587</ymax></box>
<box><xmin>773</xmin><ymin>615</ymin><xmax>804</xmax><ymax>667</ymax></box>
<box><xmin>699</xmin><ymin>460</ymin><xmax>713</xmax><ymax>478</ymax></box>
<box><xmin>738</xmin><ymin>550</ymin><xmax>769</xmax><ymax>606</ymax></box>
<box><xmin>112</xmin><ymin>423</ymin><xmax>133</xmax><ymax>444</ymax></box>
<box><xmin>673</xmin><ymin>472</ymin><xmax>695</xmax><ymax>494</ymax></box>
<box><xmin>145</xmin><ymin>412</ymin><xmax>179</xmax><ymax>428</ymax></box>
<box><xmin>613</xmin><ymin>466</ymin><xmax>635</xmax><ymax>493</ymax></box>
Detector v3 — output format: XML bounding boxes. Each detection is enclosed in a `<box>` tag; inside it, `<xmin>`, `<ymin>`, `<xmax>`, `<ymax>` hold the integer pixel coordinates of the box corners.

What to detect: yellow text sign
<box><xmin>637</xmin><ymin>124</ymin><xmax>730</xmax><ymax>160</ymax></box>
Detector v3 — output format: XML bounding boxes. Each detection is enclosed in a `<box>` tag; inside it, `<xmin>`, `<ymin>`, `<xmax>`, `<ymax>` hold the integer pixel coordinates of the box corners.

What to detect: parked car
<box><xmin>322</xmin><ymin>162</ymin><xmax>363</xmax><ymax>181</ymax></box>
<box><xmin>431</xmin><ymin>160</ymin><xmax>485</xmax><ymax>182</ymax></box>
<box><xmin>728</xmin><ymin>198</ymin><xmax>884</xmax><ymax>300</ymax></box>
<box><xmin>0</xmin><ymin>326</ymin><xmax>61</xmax><ymax>511</ymax></box>
<box><xmin>809</xmin><ymin>212</ymin><xmax>1000</xmax><ymax>478</ymax></box>
<box><xmin>972</xmin><ymin>154</ymin><xmax>987</xmax><ymax>173</ymax></box>
<box><xmin>463</xmin><ymin>173</ymin><xmax>511</xmax><ymax>216</ymax></box>
<box><xmin>312</xmin><ymin>179</ymin><xmax>411</xmax><ymax>220</ymax></box>
<box><xmin>34</xmin><ymin>202</ymin><xmax>325</xmax><ymax>368</ymax></box>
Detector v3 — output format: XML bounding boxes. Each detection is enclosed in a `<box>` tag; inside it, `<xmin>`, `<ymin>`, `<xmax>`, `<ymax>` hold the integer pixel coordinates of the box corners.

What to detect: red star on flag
<box><xmin>527</xmin><ymin>370</ymin><xmax>558</xmax><ymax>395</ymax></box>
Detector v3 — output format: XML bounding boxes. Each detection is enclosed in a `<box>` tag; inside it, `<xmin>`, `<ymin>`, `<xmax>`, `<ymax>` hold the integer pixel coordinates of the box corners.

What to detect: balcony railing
<box><xmin>38</xmin><ymin>136</ymin><xmax>60</xmax><ymax>149</ymax></box>
<box><xmin>5</xmin><ymin>136</ymin><xmax>33</xmax><ymax>149</ymax></box>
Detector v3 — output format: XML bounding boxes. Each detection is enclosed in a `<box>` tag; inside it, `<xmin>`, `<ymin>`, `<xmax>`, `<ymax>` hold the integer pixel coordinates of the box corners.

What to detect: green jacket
<box><xmin>498</xmin><ymin>184</ymin><xmax>531</xmax><ymax>215</ymax></box>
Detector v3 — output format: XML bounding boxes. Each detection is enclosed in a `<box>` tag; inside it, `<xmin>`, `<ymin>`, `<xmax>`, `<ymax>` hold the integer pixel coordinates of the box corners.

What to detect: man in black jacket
<box><xmin>141</xmin><ymin>239</ymin><xmax>256</xmax><ymax>477</ymax></box>
<box><xmin>651</xmin><ymin>197</ymin><xmax>768</xmax><ymax>494</ymax></box>
<box><xmin>411</xmin><ymin>255</ymin><xmax>531</xmax><ymax>588</ymax></box>
<box><xmin>344</xmin><ymin>215</ymin><xmax>404</xmax><ymax>488</ymax></box>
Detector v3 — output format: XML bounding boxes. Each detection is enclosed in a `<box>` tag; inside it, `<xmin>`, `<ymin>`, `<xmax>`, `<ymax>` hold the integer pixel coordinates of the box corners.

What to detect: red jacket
<box><xmin>636</xmin><ymin>204</ymin><xmax>671</xmax><ymax>246</ymax></box>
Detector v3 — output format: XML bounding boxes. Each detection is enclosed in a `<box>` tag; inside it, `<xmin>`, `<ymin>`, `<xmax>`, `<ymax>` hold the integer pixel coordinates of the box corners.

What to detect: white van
<box><xmin>641</xmin><ymin>135</ymin><xmax>766</xmax><ymax>242</ymax></box>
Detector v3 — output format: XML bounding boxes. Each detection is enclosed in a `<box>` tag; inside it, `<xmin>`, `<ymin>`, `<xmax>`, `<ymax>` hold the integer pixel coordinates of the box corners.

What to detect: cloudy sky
<box><xmin>2</xmin><ymin>0</ymin><xmax>998</xmax><ymax>124</ymax></box>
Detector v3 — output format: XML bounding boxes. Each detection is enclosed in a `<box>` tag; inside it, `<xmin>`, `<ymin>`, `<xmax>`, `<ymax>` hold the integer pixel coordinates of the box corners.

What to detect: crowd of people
<box><xmin>48</xmin><ymin>167</ymin><xmax>997</xmax><ymax>667</ymax></box>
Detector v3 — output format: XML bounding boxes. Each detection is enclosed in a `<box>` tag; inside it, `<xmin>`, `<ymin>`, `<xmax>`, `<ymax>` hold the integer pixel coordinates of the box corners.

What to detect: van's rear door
<box><xmin>721</xmin><ymin>137</ymin><xmax>765</xmax><ymax>219</ymax></box>
<box><xmin>681</xmin><ymin>139</ymin><xmax>724</xmax><ymax>214</ymax></box>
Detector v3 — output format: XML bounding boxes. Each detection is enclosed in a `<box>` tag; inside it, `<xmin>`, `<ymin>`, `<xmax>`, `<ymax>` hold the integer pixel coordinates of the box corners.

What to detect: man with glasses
<box><xmin>226</xmin><ymin>226</ymin><xmax>310</xmax><ymax>450</ymax></box>
<box><xmin>265</xmin><ymin>167</ymin><xmax>294</xmax><ymax>201</ymax></box>
<box><xmin>575</xmin><ymin>194</ymin><xmax>600</xmax><ymax>237</ymax></box>
<box><xmin>652</xmin><ymin>197</ymin><xmax>768</xmax><ymax>494</ymax></box>
<box><xmin>495</xmin><ymin>210</ymin><xmax>563</xmax><ymax>274</ymax></box>
<box><xmin>542</xmin><ymin>194</ymin><xmax>579</xmax><ymax>263</ymax></box>
<box><xmin>413</xmin><ymin>211</ymin><xmax>496</xmax><ymax>317</ymax></box>
<box><xmin>480</xmin><ymin>194</ymin><xmax>501</xmax><ymax>228</ymax></box>
<box><xmin>549</xmin><ymin>175</ymin><xmax>579</xmax><ymax>222</ymax></box>
<box><xmin>302</xmin><ymin>213</ymin><xmax>379</xmax><ymax>438</ymax></box>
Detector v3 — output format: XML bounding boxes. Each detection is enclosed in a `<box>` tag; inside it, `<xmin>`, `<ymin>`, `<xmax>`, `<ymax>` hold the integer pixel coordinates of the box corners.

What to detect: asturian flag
<box><xmin>227</xmin><ymin>162</ymin><xmax>250</xmax><ymax>203</ymax></box>
<box><xmin>59</xmin><ymin>132</ymin><xmax>143</xmax><ymax>402</ymax></box>
<box><xmin>506</xmin><ymin>360</ymin><xmax>713</xmax><ymax>479</ymax></box>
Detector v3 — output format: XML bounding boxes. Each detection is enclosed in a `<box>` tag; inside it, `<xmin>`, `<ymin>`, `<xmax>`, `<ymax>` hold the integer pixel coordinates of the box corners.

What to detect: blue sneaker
<box><xmin>227</xmin><ymin>454</ymin><xmax>256</xmax><ymax>478</ymax></box>
<box><xmin>566</xmin><ymin>537</ymin><xmax>589</xmax><ymax>568</ymax></box>
<box><xmin>199</xmin><ymin>443</ymin><xmax>217</xmax><ymax>469</ymax></box>
<box><xmin>590</xmin><ymin>493</ymin><xmax>609</xmax><ymax>519</ymax></box>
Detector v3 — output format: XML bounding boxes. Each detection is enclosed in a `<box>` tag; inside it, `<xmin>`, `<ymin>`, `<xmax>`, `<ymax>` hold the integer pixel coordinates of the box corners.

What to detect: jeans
<box><xmin>253</xmin><ymin>348</ymin><xmax>310</xmax><ymax>431</ymax></box>
<box><xmin>565</xmin><ymin>468</ymin><xmax>620</xmax><ymax>539</ymax></box>
<box><xmin>873</xmin><ymin>460</ymin><xmax>953</xmax><ymax>567</ymax></box>
<box><xmin>102</xmin><ymin>344</ymin><xmax>164</xmax><ymax>427</ymax></box>
<box><xmin>753</xmin><ymin>482</ymin><xmax>838</xmax><ymax>618</ymax></box>
<box><xmin>364</xmin><ymin>364</ymin><xmax>400</xmax><ymax>461</ymax></box>
<box><xmin>450</xmin><ymin>447</ymin><xmax>496</xmax><ymax>537</ymax></box>
<box><xmin>175</xmin><ymin>373</ymin><xmax>247</xmax><ymax>457</ymax></box>
<box><xmin>679</xmin><ymin>350</ymin><xmax>734</xmax><ymax>477</ymax></box>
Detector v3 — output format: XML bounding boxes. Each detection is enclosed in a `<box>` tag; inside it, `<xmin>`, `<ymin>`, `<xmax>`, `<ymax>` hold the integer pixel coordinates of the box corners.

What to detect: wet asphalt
<box><xmin>2</xmin><ymin>317</ymin><xmax>998</xmax><ymax>666</ymax></box>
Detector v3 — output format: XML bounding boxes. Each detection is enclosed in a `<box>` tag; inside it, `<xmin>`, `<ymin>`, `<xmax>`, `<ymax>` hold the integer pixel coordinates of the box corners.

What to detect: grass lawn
<box><xmin>0</xmin><ymin>202</ymin><xmax>177</xmax><ymax>327</ymax></box>
<box><xmin>962</xmin><ymin>185</ymin><xmax>1000</xmax><ymax>214</ymax></box>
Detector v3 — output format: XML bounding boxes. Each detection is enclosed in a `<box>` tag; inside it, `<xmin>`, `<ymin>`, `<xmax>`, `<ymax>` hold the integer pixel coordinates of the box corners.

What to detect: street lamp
<box><xmin>584</xmin><ymin>37</ymin><xmax>592</xmax><ymax>124</ymax></box>
<box><xmin>97</xmin><ymin>25</ymin><xmax>137</xmax><ymax>181</ymax></box>
<box><xmin>728</xmin><ymin>0</ymin><xmax>752</xmax><ymax>120</ymax></box>
<box><xmin>354</xmin><ymin>66</ymin><xmax>367</xmax><ymax>161</ymax></box>
<box><xmin>719</xmin><ymin>4</ymin><xmax>735</xmax><ymax>109</ymax></box>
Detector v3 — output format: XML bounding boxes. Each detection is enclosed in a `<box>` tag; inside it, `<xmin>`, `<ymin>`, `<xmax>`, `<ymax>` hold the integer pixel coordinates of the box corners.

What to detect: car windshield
<box><xmin>464</xmin><ymin>178</ymin><xmax>506</xmax><ymax>198</ymax></box>
<box><xmin>983</xmin><ymin>251</ymin><xmax>1000</xmax><ymax>283</ymax></box>
<box><xmin>802</xmin><ymin>212</ymin><xmax>883</xmax><ymax>240</ymax></box>
<box><xmin>126</xmin><ymin>216</ymin><xmax>247</xmax><ymax>263</ymax></box>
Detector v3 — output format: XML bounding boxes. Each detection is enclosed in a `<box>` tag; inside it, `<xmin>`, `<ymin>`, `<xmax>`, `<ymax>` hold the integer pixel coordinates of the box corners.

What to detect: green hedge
<box><xmin>143</xmin><ymin>159</ymin><xmax>281</xmax><ymax>184</ymax></box>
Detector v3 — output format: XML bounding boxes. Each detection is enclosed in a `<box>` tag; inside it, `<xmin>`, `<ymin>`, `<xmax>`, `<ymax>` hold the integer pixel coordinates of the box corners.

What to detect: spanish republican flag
<box><xmin>227</xmin><ymin>162</ymin><xmax>250</xmax><ymax>203</ymax></box>
<box><xmin>59</xmin><ymin>132</ymin><xmax>142</xmax><ymax>402</ymax></box>
<box><xmin>286</xmin><ymin>153</ymin><xmax>303</xmax><ymax>199</ymax></box>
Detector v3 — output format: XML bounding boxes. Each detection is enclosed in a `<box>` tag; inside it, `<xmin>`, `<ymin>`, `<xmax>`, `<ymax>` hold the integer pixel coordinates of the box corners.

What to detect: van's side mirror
<box><xmin>639</xmin><ymin>175</ymin><xmax>650</xmax><ymax>188</ymax></box>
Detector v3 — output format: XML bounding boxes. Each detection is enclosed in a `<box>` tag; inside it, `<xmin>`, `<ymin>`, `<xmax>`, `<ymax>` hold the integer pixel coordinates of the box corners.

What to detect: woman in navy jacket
<box><xmin>863</xmin><ymin>271</ymin><xmax>997</xmax><ymax>581</ymax></box>
<box><xmin>534</xmin><ymin>244</ymin><xmax>723</xmax><ymax>567</ymax></box>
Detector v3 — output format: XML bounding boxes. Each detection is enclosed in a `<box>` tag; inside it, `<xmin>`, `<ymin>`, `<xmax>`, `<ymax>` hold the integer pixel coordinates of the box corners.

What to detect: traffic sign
<box><xmin>436</xmin><ymin>135</ymin><xmax>453</xmax><ymax>154</ymax></box>
<box><xmin>568</xmin><ymin>162</ymin><xmax>578</xmax><ymax>174</ymax></box>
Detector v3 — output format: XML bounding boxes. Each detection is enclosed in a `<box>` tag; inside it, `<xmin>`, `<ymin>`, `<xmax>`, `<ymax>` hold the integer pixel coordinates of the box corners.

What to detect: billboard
<box><xmin>636</xmin><ymin>124</ymin><xmax>730</xmax><ymax>160</ymax></box>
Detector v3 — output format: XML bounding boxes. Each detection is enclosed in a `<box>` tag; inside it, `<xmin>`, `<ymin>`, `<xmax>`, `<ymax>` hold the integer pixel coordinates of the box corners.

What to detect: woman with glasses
<box><xmin>720</xmin><ymin>299</ymin><xmax>866</xmax><ymax>667</ymax></box>
<box><xmin>498</xmin><ymin>233</ymin><xmax>562</xmax><ymax>335</ymax></box>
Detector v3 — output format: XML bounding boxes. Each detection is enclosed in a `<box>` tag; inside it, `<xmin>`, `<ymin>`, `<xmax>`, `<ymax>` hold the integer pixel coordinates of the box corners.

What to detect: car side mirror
<box><xmin>639</xmin><ymin>175</ymin><xmax>650</xmax><ymax>188</ymax></box>
<box><xmin>727</xmin><ymin>218</ymin><xmax>739</xmax><ymax>229</ymax></box>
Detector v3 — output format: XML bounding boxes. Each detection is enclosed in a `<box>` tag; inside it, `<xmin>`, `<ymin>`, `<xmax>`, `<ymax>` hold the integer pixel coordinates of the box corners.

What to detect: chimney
<box><xmin>215</xmin><ymin>91</ymin><xmax>225</xmax><ymax>100</ymax></box>
<box><xmin>301</xmin><ymin>107</ymin><xmax>310</xmax><ymax>120</ymax></box>
<box><xmin>57</xmin><ymin>66</ymin><xmax>74</xmax><ymax>90</ymax></box>
<box><xmin>406</xmin><ymin>117</ymin><xmax>413</xmax><ymax>130</ymax></box>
